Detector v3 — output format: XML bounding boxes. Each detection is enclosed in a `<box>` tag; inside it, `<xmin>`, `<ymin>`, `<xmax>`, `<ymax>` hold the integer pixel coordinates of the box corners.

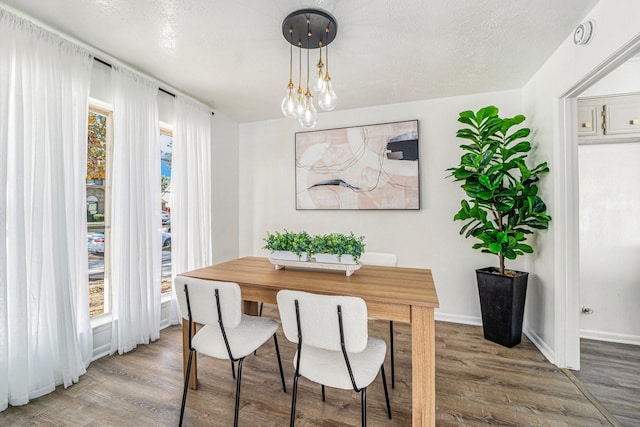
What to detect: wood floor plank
<box><xmin>0</xmin><ymin>308</ymin><xmax>615</xmax><ymax>426</ymax></box>
<box><xmin>574</xmin><ymin>339</ymin><xmax>640</xmax><ymax>427</ymax></box>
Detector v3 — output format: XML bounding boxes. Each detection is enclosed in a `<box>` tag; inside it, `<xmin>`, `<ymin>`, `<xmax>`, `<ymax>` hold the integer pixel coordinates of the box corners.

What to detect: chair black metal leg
<box><xmin>254</xmin><ymin>303</ymin><xmax>265</xmax><ymax>356</ymax></box>
<box><xmin>179</xmin><ymin>348</ymin><xmax>194</xmax><ymax>427</ymax></box>
<box><xmin>273</xmin><ymin>334</ymin><xmax>286</xmax><ymax>392</ymax></box>
<box><xmin>380</xmin><ymin>364</ymin><xmax>392</xmax><ymax>419</ymax></box>
<box><xmin>233</xmin><ymin>358</ymin><xmax>245</xmax><ymax>427</ymax></box>
<box><xmin>290</xmin><ymin>374</ymin><xmax>300</xmax><ymax>427</ymax></box>
<box><xmin>321</xmin><ymin>385</ymin><xmax>325</xmax><ymax>402</ymax></box>
<box><xmin>231</xmin><ymin>360</ymin><xmax>236</xmax><ymax>379</ymax></box>
<box><xmin>389</xmin><ymin>320</ymin><xmax>395</xmax><ymax>389</ymax></box>
<box><xmin>361</xmin><ymin>387</ymin><xmax>367</xmax><ymax>427</ymax></box>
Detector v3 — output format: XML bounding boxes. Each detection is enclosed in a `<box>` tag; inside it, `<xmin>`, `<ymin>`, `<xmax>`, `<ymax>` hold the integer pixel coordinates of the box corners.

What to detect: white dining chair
<box><xmin>175</xmin><ymin>276</ymin><xmax>286</xmax><ymax>427</ymax></box>
<box><xmin>358</xmin><ymin>252</ymin><xmax>399</xmax><ymax>388</ymax></box>
<box><xmin>277</xmin><ymin>289</ymin><xmax>391</xmax><ymax>427</ymax></box>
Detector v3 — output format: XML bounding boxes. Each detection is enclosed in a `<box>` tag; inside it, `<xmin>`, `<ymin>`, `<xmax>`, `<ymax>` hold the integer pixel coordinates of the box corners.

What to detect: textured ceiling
<box><xmin>0</xmin><ymin>0</ymin><xmax>600</xmax><ymax>123</ymax></box>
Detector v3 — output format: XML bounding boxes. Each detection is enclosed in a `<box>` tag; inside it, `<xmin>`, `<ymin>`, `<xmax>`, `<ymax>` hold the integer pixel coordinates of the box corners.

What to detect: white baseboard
<box><xmin>523</xmin><ymin>325</ymin><xmax>556</xmax><ymax>365</ymax></box>
<box><xmin>580</xmin><ymin>328</ymin><xmax>640</xmax><ymax>345</ymax></box>
<box><xmin>90</xmin><ymin>299</ymin><xmax>176</xmax><ymax>362</ymax></box>
<box><xmin>435</xmin><ymin>311</ymin><xmax>482</xmax><ymax>326</ymax></box>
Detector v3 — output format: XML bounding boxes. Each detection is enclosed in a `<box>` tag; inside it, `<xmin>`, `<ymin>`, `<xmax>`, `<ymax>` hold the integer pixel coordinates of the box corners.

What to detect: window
<box><xmin>160</xmin><ymin>126</ymin><xmax>173</xmax><ymax>295</ymax></box>
<box><xmin>87</xmin><ymin>106</ymin><xmax>111</xmax><ymax>318</ymax></box>
<box><xmin>87</xmin><ymin>105</ymin><xmax>172</xmax><ymax>315</ymax></box>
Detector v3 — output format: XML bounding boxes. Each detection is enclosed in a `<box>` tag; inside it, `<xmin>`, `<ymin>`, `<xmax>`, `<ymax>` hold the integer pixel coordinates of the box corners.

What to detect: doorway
<box><xmin>560</xmin><ymin>41</ymin><xmax>640</xmax><ymax>426</ymax></box>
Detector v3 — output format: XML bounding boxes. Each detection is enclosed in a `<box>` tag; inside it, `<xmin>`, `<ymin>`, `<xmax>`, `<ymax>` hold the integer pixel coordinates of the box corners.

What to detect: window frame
<box><xmin>88</xmin><ymin>100</ymin><xmax>113</xmax><ymax>320</ymax></box>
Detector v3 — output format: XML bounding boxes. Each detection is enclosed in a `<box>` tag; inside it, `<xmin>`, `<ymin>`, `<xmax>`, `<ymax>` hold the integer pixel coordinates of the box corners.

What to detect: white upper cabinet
<box><xmin>578</xmin><ymin>93</ymin><xmax>640</xmax><ymax>143</ymax></box>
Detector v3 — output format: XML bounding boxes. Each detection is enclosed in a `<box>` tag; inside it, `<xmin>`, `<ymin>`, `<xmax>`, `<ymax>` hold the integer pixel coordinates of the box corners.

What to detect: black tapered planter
<box><xmin>476</xmin><ymin>267</ymin><xmax>529</xmax><ymax>348</ymax></box>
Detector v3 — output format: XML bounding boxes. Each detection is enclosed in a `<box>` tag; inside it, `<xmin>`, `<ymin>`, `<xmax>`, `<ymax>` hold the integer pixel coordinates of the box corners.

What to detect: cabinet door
<box><xmin>578</xmin><ymin>105</ymin><xmax>599</xmax><ymax>137</ymax></box>
<box><xmin>605</xmin><ymin>100</ymin><xmax>640</xmax><ymax>135</ymax></box>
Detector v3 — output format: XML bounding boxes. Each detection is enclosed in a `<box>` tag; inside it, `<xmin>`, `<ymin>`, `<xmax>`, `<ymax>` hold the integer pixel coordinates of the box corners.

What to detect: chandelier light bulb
<box><xmin>313</xmin><ymin>43</ymin><xmax>325</xmax><ymax>93</ymax></box>
<box><xmin>314</xmin><ymin>66</ymin><xmax>326</xmax><ymax>93</ymax></box>
<box><xmin>281</xmin><ymin>85</ymin><xmax>297</xmax><ymax>118</ymax></box>
<box><xmin>318</xmin><ymin>77</ymin><xmax>337</xmax><ymax>111</ymax></box>
<box><xmin>281</xmin><ymin>26</ymin><xmax>296</xmax><ymax>119</ymax></box>
<box><xmin>299</xmin><ymin>94</ymin><xmax>318</xmax><ymax>128</ymax></box>
<box><xmin>295</xmin><ymin>87</ymin><xmax>305</xmax><ymax>118</ymax></box>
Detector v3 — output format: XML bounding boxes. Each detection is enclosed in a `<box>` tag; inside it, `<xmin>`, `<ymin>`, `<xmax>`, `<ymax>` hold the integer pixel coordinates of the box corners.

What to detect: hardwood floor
<box><xmin>0</xmin><ymin>307</ymin><xmax>614</xmax><ymax>426</ymax></box>
<box><xmin>573</xmin><ymin>339</ymin><xmax>640</xmax><ymax>427</ymax></box>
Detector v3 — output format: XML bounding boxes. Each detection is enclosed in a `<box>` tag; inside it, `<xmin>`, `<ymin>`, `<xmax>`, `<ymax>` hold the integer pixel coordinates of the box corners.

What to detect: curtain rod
<box><xmin>93</xmin><ymin>57</ymin><xmax>215</xmax><ymax>116</ymax></box>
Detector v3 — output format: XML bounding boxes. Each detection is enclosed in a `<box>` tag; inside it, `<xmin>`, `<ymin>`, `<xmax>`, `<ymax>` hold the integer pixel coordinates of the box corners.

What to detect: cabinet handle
<box><xmin>631</xmin><ymin>119</ymin><xmax>639</xmax><ymax>125</ymax></box>
<box><xmin>581</xmin><ymin>122</ymin><xmax>591</xmax><ymax>128</ymax></box>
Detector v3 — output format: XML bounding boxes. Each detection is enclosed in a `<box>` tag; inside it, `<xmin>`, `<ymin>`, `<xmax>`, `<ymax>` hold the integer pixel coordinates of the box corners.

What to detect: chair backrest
<box><xmin>359</xmin><ymin>252</ymin><xmax>397</xmax><ymax>267</ymax></box>
<box><xmin>277</xmin><ymin>290</ymin><xmax>368</xmax><ymax>353</ymax></box>
<box><xmin>174</xmin><ymin>276</ymin><xmax>242</xmax><ymax>328</ymax></box>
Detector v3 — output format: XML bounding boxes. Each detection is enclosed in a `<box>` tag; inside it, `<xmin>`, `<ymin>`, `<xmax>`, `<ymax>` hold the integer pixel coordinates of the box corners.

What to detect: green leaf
<box><xmin>478</xmin><ymin>149</ymin><xmax>494</xmax><ymax>168</ymax></box>
<box><xmin>501</xmin><ymin>115</ymin><xmax>526</xmax><ymax>134</ymax></box>
<box><xmin>476</xmin><ymin>106</ymin><xmax>499</xmax><ymax>123</ymax></box>
<box><xmin>505</xmin><ymin>128</ymin><xmax>530</xmax><ymax>144</ymax></box>
<box><xmin>478</xmin><ymin>175</ymin><xmax>492</xmax><ymax>189</ymax></box>
<box><xmin>528</xmin><ymin>196</ymin><xmax>547</xmax><ymax>214</ymax></box>
<box><xmin>461</xmin><ymin>153</ymin><xmax>476</xmax><ymax>165</ymax></box>
<box><xmin>459</xmin><ymin>144</ymin><xmax>480</xmax><ymax>153</ymax></box>
<box><xmin>531</xmin><ymin>162</ymin><xmax>550</xmax><ymax>175</ymax></box>
<box><xmin>488</xmin><ymin>243</ymin><xmax>502</xmax><ymax>254</ymax></box>
<box><xmin>458</xmin><ymin>110</ymin><xmax>475</xmax><ymax>120</ymax></box>
<box><xmin>456</xmin><ymin>128</ymin><xmax>480</xmax><ymax>141</ymax></box>
<box><xmin>510</xmin><ymin>141</ymin><xmax>531</xmax><ymax>153</ymax></box>
<box><xmin>503</xmin><ymin>248</ymin><xmax>518</xmax><ymax>259</ymax></box>
<box><xmin>452</xmin><ymin>168</ymin><xmax>474</xmax><ymax>180</ymax></box>
<box><xmin>516</xmin><ymin>244</ymin><xmax>534</xmax><ymax>253</ymax></box>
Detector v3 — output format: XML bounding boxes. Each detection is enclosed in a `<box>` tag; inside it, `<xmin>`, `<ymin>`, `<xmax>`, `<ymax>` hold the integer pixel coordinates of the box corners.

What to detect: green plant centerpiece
<box><xmin>309</xmin><ymin>232</ymin><xmax>366</xmax><ymax>263</ymax></box>
<box><xmin>447</xmin><ymin>105</ymin><xmax>551</xmax><ymax>347</ymax></box>
<box><xmin>262</xmin><ymin>230</ymin><xmax>365</xmax><ymax>264</ymax></box>
<box><xmin>263</xmin><ymin>230</ymin><xmax>312</xmax><ymax>260</ymax></box>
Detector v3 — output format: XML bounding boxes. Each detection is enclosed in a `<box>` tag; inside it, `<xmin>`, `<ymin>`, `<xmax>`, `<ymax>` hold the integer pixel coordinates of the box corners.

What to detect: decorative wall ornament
<box><xmin>295</xmin><ymin>120</ymin><xmax>420</xmax><ymax>210</ymax></box>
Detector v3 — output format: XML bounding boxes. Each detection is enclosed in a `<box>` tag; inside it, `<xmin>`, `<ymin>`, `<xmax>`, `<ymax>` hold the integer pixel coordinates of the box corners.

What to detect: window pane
<box><xmin>87</xmin><ymin>110</ymin><xmax>108</xmax><ymax>317</ymax></box>
<box><xmin>161</xmin><ymin>130</ymin><xmax>172</xmax><ymax>294</ymax></box>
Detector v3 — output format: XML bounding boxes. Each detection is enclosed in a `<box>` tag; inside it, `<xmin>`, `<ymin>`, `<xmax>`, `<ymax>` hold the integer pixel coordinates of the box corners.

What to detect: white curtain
<box><xmin>0</xmin><ymin>9</ymin><xmax>93</xmax><ymax>410</ymax></box>
<box><xmin>169</xmin><ymin>96</ymin><xmax>213</xmax><ymax>324</ymax></box>
<box><xmin>109</xmin><ymin>67</ymin><xmax>161</xmax><ymax>354</ymax></box>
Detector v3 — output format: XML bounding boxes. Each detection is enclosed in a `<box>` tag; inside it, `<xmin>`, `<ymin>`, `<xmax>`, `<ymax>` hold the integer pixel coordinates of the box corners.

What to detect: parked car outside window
<box><xmin>88</xmin><ymin>231</ymin><xmax>170</xmax><ymax>253</ymax></box>
<box><xmin>88</xmin><ymin>232</ymin><xmax>105</xmax><ymax>254</ymax></box>
<box><xmin>162</xmin><ymin>211</ymin><xmax>171</xmax><ymax>224</ymax></box>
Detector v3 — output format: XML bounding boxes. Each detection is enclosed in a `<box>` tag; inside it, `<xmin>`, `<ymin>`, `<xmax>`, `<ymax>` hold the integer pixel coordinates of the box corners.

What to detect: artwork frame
<box><xmin>295</xmin><ymin>120</ymin><xmax>420</xmax><ymax>210</ymax></box>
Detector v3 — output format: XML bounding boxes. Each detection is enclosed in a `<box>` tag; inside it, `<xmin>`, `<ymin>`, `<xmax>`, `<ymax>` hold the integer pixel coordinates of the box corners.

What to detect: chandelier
<box><xmin>281</xmin><ymin>9</ymin><xmax>338</xmax><ymax>128</ymax></box>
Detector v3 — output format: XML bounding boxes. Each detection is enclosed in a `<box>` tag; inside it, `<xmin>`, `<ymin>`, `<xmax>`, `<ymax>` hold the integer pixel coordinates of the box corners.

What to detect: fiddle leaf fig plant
<box><xmin>447</xmin><ymin>106</ymin><xmax>552</xmax><ymax>275</ymax></box>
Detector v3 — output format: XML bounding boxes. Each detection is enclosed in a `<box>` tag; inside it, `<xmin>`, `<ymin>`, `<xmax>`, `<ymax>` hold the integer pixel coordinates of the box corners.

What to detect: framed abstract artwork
<box><xmin>295</xmin><ymin>120</ymin><xmax>420</xmax><ymax>210</ymax></box>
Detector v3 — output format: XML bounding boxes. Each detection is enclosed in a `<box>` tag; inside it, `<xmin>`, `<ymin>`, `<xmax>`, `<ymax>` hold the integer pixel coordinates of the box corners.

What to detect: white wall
<box><xmin>211</xmin><ymin>112</ymin><xmax>240</xmax><ymax>264</ymax></box>
<box><xmin>581</xmin><ymin>56</ymin><xmax>640</xmax><ymax>97</ymax></box>
<box><xmin>522</xmin><ymin>0</ymin><xmax>640</xmax><ymax>367</ymax></box>
<box><xmin>579</xmin><ymin>142</ymin><xmax>640</xmax><ymax>344</ymax></box>
<box><xmin>239</xmin><ymin>90</ymin><xmax>524</xmax><ymax>324</ymax></box>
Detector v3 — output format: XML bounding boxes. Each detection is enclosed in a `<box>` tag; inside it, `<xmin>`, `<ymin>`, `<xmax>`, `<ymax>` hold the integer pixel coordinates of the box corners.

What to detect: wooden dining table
<box><xmin>179</xmin><ymin>256</ymin><xmax>439</xmax><ymax>426</ymax></box>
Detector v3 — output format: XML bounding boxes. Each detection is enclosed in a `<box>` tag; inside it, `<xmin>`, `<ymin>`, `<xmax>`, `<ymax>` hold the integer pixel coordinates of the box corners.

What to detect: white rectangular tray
<box><xmin>268</xmin><ymin>257</ymin><xmax>361</xmax><ymax>276</ymax></box>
